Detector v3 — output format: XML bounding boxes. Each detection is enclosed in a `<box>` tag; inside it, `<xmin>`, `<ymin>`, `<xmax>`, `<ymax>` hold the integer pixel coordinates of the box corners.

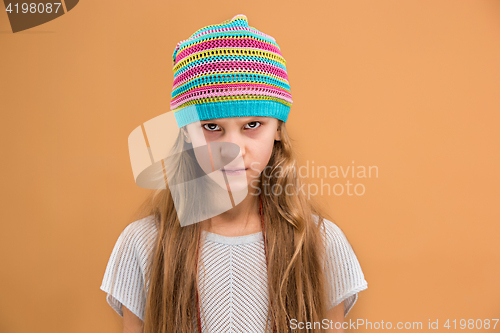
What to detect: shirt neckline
<box><xmin>202</xmin><ymin>230</ymin><xmax>264</xmax><ymax>245</ymax></box>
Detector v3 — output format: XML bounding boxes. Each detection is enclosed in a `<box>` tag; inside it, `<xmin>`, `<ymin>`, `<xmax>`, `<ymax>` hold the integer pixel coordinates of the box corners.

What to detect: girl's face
<box><xmin>185</xmin><ymin>116</ymin><xmax>280</xmax><ymax>192</ymax></box>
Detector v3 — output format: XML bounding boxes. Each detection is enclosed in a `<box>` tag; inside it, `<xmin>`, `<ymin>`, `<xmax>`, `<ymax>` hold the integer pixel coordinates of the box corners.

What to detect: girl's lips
<box><xmin>221</xmin><ymin>168</ymin><xmax>248</xmax><ymax>175</ymax></box>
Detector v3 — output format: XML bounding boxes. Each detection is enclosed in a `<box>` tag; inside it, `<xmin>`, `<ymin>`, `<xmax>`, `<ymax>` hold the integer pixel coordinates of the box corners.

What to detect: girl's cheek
<box><xmin>202</xmin><ymin>132</ymin><xmax>214</xmax><ymax>141</ymax></box>
<box><xmin>200</xmin><ymin>133</ymin><xmax>220</xmax><ymax>144</ymax></box>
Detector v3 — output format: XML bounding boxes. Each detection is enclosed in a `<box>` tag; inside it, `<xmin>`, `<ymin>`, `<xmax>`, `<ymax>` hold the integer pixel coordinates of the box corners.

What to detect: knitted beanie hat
<box><xmin>170</xmin><ymin>14</ymin><xmax>293</xmax><ymax>128</ymax></box>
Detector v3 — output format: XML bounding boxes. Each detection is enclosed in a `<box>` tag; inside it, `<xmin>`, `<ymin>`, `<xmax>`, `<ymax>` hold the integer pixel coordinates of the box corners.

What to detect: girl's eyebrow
<box><xmin>201</xmin><ymin>117</ymin><xmax>265</xmax><ymax>124</ymax></box>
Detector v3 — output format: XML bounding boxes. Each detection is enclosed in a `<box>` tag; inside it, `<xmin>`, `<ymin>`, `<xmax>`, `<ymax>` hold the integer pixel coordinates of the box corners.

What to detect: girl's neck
<box><xmin>201</xmin><ymin>192</ymin><xmax>262</xmax><ymax>237</ymax></box>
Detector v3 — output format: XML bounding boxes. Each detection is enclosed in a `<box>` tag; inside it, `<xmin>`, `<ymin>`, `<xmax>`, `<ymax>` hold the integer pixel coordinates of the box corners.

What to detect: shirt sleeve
<box><xmin>321</xmin><ymin>218</ymin><xmax>368</xmax><ymax>318</ymax></box>
<box><xmin>99</xmin><ymin>217</ymin><xmax>157</xmax><ymax>321</ymax></box>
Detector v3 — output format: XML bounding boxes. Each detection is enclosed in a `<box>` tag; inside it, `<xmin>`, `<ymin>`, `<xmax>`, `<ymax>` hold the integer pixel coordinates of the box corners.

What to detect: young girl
<box><xmin>100</xmin><ymin>14</ymin><xmax>368</xmax><ymax>333</ymax></box>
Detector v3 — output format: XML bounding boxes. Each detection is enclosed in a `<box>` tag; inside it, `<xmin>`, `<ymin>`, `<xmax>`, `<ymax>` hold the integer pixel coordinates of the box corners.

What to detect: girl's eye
<box><xmin>203</xmin><ymin>121</ymin><xmax>261</xmax><ymax>132</ymax></box>
<box><xmin>203</xmin><ymin>123</ymin><xmax>221</xmax><ymax>131</ymax></box>
<box><xmin>245</xmin><ymin>121</ymin><xmax>261</xmax><ymax>129</ymax></box>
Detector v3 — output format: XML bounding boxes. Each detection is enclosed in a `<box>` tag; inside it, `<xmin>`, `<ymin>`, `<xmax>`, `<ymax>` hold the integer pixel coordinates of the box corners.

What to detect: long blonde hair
<box><xmin>131</xmin><ymin>120</ymin><xmax>335</xmax><ymax>332</ymax></box>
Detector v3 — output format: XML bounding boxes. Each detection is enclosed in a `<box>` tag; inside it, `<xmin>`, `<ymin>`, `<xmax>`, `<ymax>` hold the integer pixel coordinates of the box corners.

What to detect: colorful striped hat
<box><xmin>170</xmin><ymin>14</ymin><xmax>293</xmax><ymax>128</ymax></box>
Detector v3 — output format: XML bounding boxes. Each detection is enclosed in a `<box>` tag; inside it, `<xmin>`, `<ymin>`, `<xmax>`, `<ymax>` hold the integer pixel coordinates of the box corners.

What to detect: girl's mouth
<box><xmin>221</xmin><ymin>168</ymin><xmax>248</xmax><ymax>176</ymax></box>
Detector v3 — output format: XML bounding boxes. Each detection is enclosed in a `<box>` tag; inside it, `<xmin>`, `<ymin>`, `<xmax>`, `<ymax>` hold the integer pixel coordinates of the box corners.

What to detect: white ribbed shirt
<box><xmin>100</xmin><ymin>215</ymin><xmax>368</xmax><ymax>330</ymax></box>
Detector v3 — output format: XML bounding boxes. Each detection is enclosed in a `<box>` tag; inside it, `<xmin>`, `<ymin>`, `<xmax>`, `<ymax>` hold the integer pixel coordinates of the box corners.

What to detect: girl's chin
<box><xmin>208</xmin><ymin>174</ymin><xmax>249</xmax><ymax>191</ymax></box>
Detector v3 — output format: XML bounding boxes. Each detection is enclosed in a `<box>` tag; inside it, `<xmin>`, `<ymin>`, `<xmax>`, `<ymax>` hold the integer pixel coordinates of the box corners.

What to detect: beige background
<box><xmin>1</xmin><ymin>0</ymin><xmax>499</xmax><ymax>332</ymax></box>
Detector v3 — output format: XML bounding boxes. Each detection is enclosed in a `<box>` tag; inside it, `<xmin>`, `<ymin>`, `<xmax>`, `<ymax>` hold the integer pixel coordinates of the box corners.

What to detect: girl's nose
<box><xmin>219</xmin><ymin>133</ymin><xmax>245</xmax><ymax>158</ymax></box>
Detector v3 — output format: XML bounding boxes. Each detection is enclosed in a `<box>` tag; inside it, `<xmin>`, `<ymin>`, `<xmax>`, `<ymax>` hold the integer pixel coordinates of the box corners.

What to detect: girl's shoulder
<box><xmin>312</xmin><ymin>214</ymin><xmax>360</xmax><ymax>258</ymax></box>
<box><xmin>122</xmin><ymin>215</ymin><xmax>158</xmax><ymax>237</ymax></box>
<box><xmin>115</xmin><ymin>215</ymin><xmax>159</xmax><ymax>259</ymax></box>
<box><xmin>313</xmin><ymin>214</ymin><xmax>349</xmax><ymax>240</ymax></box>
